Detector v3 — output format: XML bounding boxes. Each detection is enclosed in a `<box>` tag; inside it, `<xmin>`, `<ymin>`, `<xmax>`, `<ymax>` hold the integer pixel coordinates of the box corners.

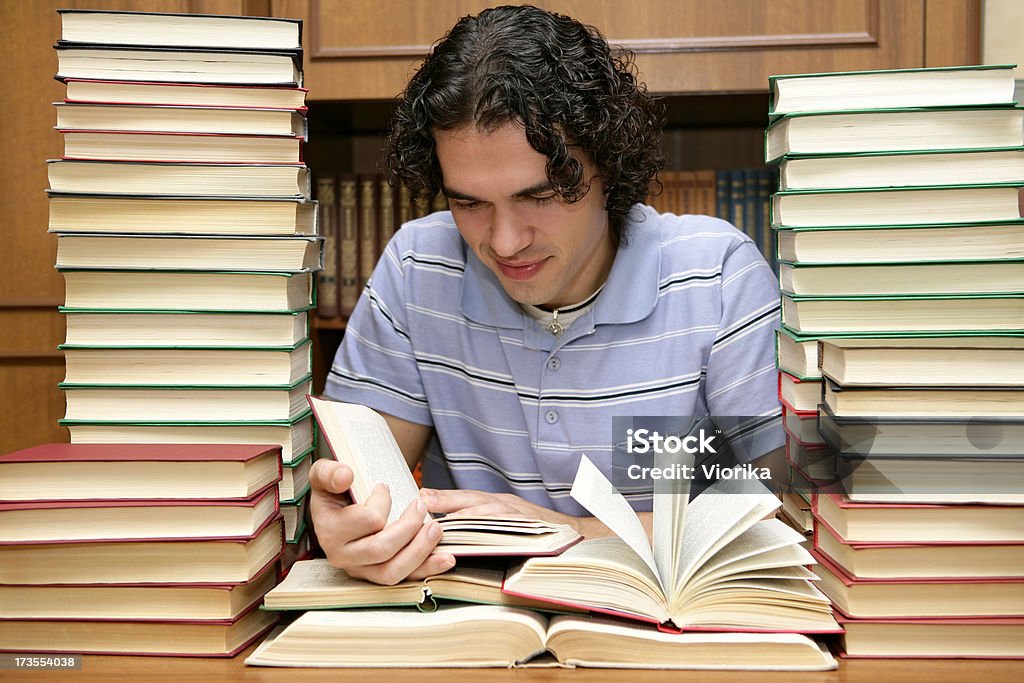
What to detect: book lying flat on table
<box><xmin>0</xmin><ymin>442</ymin><xmax>281</xmax><ymax>502</ymax></box>
<box><xmin>0</xmin><ymin>562</ymin><xmax>278</xmax><ymax>621</ymax></box>
<box><xmin>777</xmin><ymin>147</ymin><xmax>1024</xmax><ymax>191</ymax></box>
<box><xmin>48</xmin><ymin>194</ymin><xmax>317</xmax><ymax>236</ymax></box>
<box><xmin>0</xmin><ymin>517</ymin><xmax>283</xmax><ymax>585</ymax></box>
<box><xmin>262</xmin><ymin>557</ymin><xmax>574</xmax><ymax>613</ymax></box>
<box><xmin>55</xmin><ymin>44</ymin><xmax>302</xmax><ymax>86</ymax></box>
<box><xmin>67</xmin><ymin>418</ymin><xmax>314</xmax><ymax>466</ymax></box>
<box><xmin>824</xmin><ymin>380</ymin><xmax>1024</xmax><ymax>417</ymax></box>
<box><xmin>61</xmin><ymin>271</ymin><xmax>313</xmax><ymax>312</ymax></box>
<box><xmin>503</xmin><ymin>456</ymin><xmax>839</xmax><ymax>633</ymax></box>
<box><xmin>818</xmin><ymin>337</ymin><xmax>1024</xmax><ymax>387</ymax></box>
<box><xmin>835</xmin><ymin>614</ymin><xmax>1024</xmax><ymax>659</ymax></box>
<box><xmin>48</xmin><ymin>160</ymin><xmax>310</xmax><ymax>197</ymax></box>
<box><xmin>776</xmin><ymin>328</ymin><xmax>822</xmax><ymax>380</ymax></box>
<box><xmin>812</xmin><ymin>550</ymin><xmax>1024</xmax><ymax>620</ymax></box>
<box><xmin>55</xmin><ymin>234</ymin><xmax>323</xmax><ymax>271</ymax></box>
<box><xmin>61</xmin><ymin>130</ymin><xmax>303</xmax><ymax>163</ymax></box>
<box><xmin>307</xmin><ymin>397</ymin><xmax>582</xmax><ymax>556</ymax></box>
<box><xmin>0</xmin><ymin>605</ymin><xmax>278</xmax><ymax>657</ymax></box>
<box><xmin>62</xmin><ymin>310</ymin><xmax>309</xmax><ymax>348</ymax></box>
<box><xmin>779</xmin><ymin>260</ymin><xmax>1024</xmax><ymax>297</ymax></box>
<box><xmin>55</xmin><ymin>102</ymin><xmax>307</xmax><ymax>137</ymax></box>
<box><xmin>63</xmin><ymin>78</ymin><xmax>308</xmax><ymax>109</ymax></box>
<box><xmin>772</xmin><ymin>183</ymin><xmax>1024</xmax><ymax>228</ymax></box>
<box><xmin>2</xmin><ymin>518</ymin><xmax>282</xmax><ymax>589</ymax></box>
<box><xmin>764</xmin><ymin>107</ymin><xmax>1024</xmax><ymax>162</ymax></box>
<box><xmin>0</xmin><ymin>484</ymin><xmax>279</xmax><ymax>543</ymax></box>
<box><xmin>768</xmin><ymin>64</ymin><xmax>1017</xmax><ymax>116</ymax></box>
<box><xmin>781</xmin><ymin>293</ymin><xmax>1024</xmax><ymax>334</ymax></box>
<box><xmin>57</xmin><ymin>9</ymin><xmax>302</xmax><ymax>51</ymax></box>
<box><xmin>775</xmin><ymin>221</ymin><xmax>1024</xmax><ymax>264</ymax></box>
<box><xmin>814</xmin><ymin>519</ymin><xmax>1024</xmax><ymax>579</ymax></box>
<box><xmin>778</xmin><ymin>371</ymin><xmax>821</xmax><ymax>414</ymax></box>
<box><xmin>61</xmin><ymin>343</ymin><xmax>311</xmax><ymax>386</ymax></box>
<box><xmin>813</xmin><ymin>492</ymin><xmax>1024</xmax><ymax>544</ymax></box>
<box><xmin>61</xmin><ymin>379</ymin><xmax>313</xmax><ymax>423</ymax></box>
<box><xmin>245</xmin><ymin>605</ymin><xmax>837</xmax><ymax>670</ymax></box>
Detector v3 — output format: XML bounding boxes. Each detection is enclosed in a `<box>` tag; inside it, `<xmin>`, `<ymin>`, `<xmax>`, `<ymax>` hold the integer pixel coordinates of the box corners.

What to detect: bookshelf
<box><xmin>0</xmin><ymin>0</ymin><xmax>981</xmax><ymax>452</ymax></box>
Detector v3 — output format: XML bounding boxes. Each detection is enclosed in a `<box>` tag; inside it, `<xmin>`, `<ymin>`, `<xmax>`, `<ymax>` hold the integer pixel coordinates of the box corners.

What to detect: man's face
<box><xmin>434</xmin><ymin>123</ymin><xmax>615</xmax><ymax>310</ymax></box>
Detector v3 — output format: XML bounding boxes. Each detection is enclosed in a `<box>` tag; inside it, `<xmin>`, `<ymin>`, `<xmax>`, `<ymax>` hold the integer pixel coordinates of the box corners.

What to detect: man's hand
<box><xmin>420</xmin><ymin>487</ymin><xmax>650</xmax><ymax>539</ymax></box>
<box><xmin>309</xmin><ymin>459</ymin><xmax>455</xmax><ymax>585</ymax></box>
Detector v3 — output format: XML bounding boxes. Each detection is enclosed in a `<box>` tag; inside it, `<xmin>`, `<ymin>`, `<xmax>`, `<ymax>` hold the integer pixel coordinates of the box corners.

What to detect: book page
<box><xmin>671</xmin><ymin>476</ymin><xmax>780</xmax><ymax>594</ymax></box>
<box><xmin>570</xmin><ymin>455</ymin><xmax>661</xmax><ymax>588</ymax></box>
<box><xmin>309</xmin><ymin>397</ymin><xmax>423</xmax><ymax>525</ymax></box>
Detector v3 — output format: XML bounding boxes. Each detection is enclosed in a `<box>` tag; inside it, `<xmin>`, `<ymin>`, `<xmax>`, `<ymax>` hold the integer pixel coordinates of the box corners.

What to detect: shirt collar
<box><xmin>460</xmin><ymin>205</ymin><xmax>661</xmax><ymax>330</ymax></box>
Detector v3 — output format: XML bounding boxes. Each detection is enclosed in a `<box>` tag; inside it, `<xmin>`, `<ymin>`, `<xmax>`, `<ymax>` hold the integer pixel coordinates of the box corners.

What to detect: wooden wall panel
<box><xmin>0</xmin><ymin>0</ymin><xmax>252</xmax><ymax>455</ymax></box>
<box><xmin>269</xmin><ymin>0</ymin><xmax>976</xmax><ymax>100</ymax></box>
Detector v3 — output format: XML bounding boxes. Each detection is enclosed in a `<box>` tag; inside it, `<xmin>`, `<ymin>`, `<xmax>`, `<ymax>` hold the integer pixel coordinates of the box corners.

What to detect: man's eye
<box><xmin>450</xmin><ymin>199</ymin><xmax>484</xmax><ymax>211</ymax></box>
<box><xmin>530</xmin><ymin>193</ymin><xmax>557</xmax><ymax>205</ymax></box>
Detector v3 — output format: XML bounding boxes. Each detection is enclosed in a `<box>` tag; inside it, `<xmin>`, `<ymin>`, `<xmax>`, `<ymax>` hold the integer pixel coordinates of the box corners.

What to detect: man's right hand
<box><xmin>308</xmin><ymin>459</ymin><xmax>455</xmax><ymax>585</ymax></box>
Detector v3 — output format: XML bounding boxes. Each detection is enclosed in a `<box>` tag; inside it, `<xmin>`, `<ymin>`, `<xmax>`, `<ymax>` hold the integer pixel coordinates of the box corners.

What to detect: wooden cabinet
<box><xmin>274</xmin><ymin>0</ymin><xmax>979</xmax><ymax>100</ymax></box>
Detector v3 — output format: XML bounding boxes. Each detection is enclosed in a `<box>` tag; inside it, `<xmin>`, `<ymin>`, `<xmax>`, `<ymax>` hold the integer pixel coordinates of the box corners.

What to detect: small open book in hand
<box><xmin>503</xmin><ymin>455</ymin><xmax>841</xmax><ymax>633</ymax></box>
<box><xmin>307</xmin><ymin>397</ymin><xmax>581</xmax><ymax>556</ymax></box>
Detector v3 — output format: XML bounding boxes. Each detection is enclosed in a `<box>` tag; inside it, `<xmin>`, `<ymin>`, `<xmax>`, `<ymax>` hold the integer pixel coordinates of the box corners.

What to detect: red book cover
<box><xmin>0</xmin><ymin>482</ymin><xmax>280</xmax><ymax>544</ymax></box>
<box><xmin>0</xmin><ymin>517</ymin><xmax>285</xmax><ymax>587</ymax></box>
<box><xmin>0</xmin><ymin>601</ymin><xmax>279</xmax><ymax>657</ymax></box>
<box><xmin>0</xmin><ymin>442</ymin><xmax>282</xmax><ymax>503</ymax></box>
<box><xmin>778</xmin><ymin>370</ymin><xmax>821</xmax><ymax>416</ymax></box>
<box><xmin>835</xmin><ymin>613</ymin><xmax>1024</xmax><ymax>659</ymax></box>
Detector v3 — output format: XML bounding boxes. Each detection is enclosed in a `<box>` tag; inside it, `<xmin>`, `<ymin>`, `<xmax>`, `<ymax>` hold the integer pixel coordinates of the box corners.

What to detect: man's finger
<box><xmin>343</xmin><ymin>498</ymin><xmax>430</xmax><ymax>567</ymax></box>
<box><xmin>421</xmin><ymin>488</ymin><xmax>494</xmax><ymax>513</ymax></box>
<box><xmin>309</xmin><ymin>459</ymin><xmax>354</xmax><ymax>495</ymax></box>
<box><xmin>358</xmin><ymin>518</ymin><xmax>448</xmax><ymax>585</ymax></box>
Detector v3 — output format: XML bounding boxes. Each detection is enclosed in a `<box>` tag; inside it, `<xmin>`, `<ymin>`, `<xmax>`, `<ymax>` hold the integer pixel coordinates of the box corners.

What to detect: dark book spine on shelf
<box><xmin>315</xmin><ymin>175</ymin><xmax>339</xmax><ymax>318</ymax></box>
<box><xmin>357</xmin><ymin>174</ymin><xmax>379</xmax><ymax>298</ymax></box>
<box><xmin>338</xmin><ymin>174</ymin><xmax>359</xmax><ymax>317</ymax></box>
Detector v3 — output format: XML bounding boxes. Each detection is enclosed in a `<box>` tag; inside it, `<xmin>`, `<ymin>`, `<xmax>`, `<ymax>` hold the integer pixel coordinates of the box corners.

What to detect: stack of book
<box><xmin>0</xmin><ymin>443</ymin><xmax>284</xmax><ymax>656</ymax></box>
<box><xmin>767</xmin><ymin>63</ymin><xmax>1024</xmax><ymax>659</ymax></box>
<box><xmin>48</xmin><ymin>10</ymin><xmax>319</xmax><ymax>566</ymax></box>
<box><xmin>241</xmin><ymin>402</ymin><xmax>839</xmax><ymax>670</ymax></box>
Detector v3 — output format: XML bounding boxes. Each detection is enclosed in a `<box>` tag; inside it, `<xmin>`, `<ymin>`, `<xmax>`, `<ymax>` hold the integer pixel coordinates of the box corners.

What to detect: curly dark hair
<box><xmin>386</xmin><ymin>4</ymin><xmax>664</xmax><ymax>245</ymax></box>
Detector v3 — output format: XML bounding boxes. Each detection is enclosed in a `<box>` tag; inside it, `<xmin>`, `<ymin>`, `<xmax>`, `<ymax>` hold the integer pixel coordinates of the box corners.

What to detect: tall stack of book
<box><xmin>0</xmin><ymin>443</ymin><xmax>283</xmax><ymax>655</ymax></box>
<box><xmin>49</xmin><ymin>11</ymin><xmax>318</xmax><ymax>582</ymax></box>
<box><xmin>767</xmin><ymin>63</ymin><xmax>1024</xmax><ymax>659</ymax></box>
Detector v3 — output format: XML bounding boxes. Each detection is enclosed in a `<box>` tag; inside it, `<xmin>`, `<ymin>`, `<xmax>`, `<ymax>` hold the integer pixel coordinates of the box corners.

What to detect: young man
<box><xmin>310</xmin><ymin>5</ymin><xmax>783</xmax><ymax>585</ymax></box>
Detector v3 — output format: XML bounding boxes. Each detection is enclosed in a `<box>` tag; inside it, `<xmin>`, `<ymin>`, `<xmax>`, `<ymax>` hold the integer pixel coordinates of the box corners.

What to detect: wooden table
<box><xmin>7</xmin><ymin>647</ymin><xmax>1024</xmax><ymax>682</ymax></box>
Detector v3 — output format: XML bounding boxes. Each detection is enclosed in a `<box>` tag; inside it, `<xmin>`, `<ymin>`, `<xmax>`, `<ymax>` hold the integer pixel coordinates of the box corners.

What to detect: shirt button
<box><xmin>547</xmin><ymin>357</ymin><xmax>561</xmax><ymax>371</ymax></box>
<box><xmin>544</xmin><ymin>410</ymin><xmax>559</xmax><ymax>424</ymax></box>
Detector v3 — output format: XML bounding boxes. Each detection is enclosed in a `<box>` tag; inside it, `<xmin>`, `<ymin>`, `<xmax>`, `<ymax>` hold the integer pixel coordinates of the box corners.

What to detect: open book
<box><xmin>245</xmin><ymin>604</ymin><xmax>836</xmax><ymax>670</ymax></box>
<box><xmin>503</xmin><ymin>456</ymin><xmax>840</xmax><ymax>633</ymax></box>
<box><xmin>307</xmin><ymin>397</ymin><xmax>581</xmax><ymax>556</ymax></box>
<box><xmin>262</xmin><ymin>557</ymin><xmax>571</xmax><ymax>613</ymax></box>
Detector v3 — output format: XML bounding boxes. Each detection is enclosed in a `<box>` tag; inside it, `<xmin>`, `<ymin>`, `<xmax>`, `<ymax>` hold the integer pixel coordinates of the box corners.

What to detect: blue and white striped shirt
<box><xmin>326</xmin><ymin>205</ymin><xmax>783</xmax><ymax>515</ymax></box>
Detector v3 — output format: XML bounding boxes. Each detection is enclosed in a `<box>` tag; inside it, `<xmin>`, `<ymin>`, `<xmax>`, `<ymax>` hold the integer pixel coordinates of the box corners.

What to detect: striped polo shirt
<box><xmin>325</xmin><ymin>204</ymin><xmax>784</xmax><ymax>515</ymax></box>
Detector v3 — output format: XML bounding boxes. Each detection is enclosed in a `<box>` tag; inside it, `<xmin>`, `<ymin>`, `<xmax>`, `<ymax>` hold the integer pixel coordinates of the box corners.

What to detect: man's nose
<box><xmin>489</xmin><ymin>207</ymin><xmax>532</xmax><ymax>258</ymax></box>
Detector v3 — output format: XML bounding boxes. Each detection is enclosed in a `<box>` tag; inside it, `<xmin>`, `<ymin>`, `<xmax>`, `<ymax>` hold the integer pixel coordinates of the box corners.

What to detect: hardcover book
<box><xmin>768</xmin><ymin>64</ymin><xmax>1017</xmax><ymax>116</ymax></box>
<box><xmin>55</xmin><ymin>234</ymin><xmax>324</xmax><ymax>272</ymax></box>
<box><xmin>503</xmin><ymin>456</ymin><xmax>839</xmax><ymax>633</ymax></box>
<box><xmin>57</xmin><ymin>9</ymin><xmax>302</xmax><ymax>51</ymax></box>
<box><xmin>246</xmin><ymin>605</ymin><xmax>837</xmax><ymax>670</ymax></box>
<box><xmin>308</xmin><ymin>397</ymin><xmax>583</xmax><ymax>556</ymax></box>
<box><xmin>765</xmin><ymin>107</ymin><xmax>1024</xmax><ymax>162</ymax></box>
<box><xmin>48</xmin><ymin>194</ymin><xmax>317</xmax><ymax>236</ymax></box>
<box><xmin>63</xmin><ymin>78</ymin><xmax>308</xmax><ymax>109</ymax></box>
<box><xmin>0</xmin><ymin>443</ymin><xmax>281</xmax><ymax>502</ymax></box>
<box><xmin>48</xmin><ymin>160</ymin><xmax>311</xmax><ymax>197</ymax></box>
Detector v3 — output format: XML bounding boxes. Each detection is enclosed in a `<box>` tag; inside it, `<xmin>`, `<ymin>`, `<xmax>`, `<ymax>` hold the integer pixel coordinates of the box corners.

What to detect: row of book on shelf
<box><xmin>768</xmin><ymin>63</ymin><xmax>1024</xmax><ymax>660</ymax></box>
<box><xmin>312</xmin><ymin>166</ymin><xmax>778</xmax><ymax>320</ymax></box>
